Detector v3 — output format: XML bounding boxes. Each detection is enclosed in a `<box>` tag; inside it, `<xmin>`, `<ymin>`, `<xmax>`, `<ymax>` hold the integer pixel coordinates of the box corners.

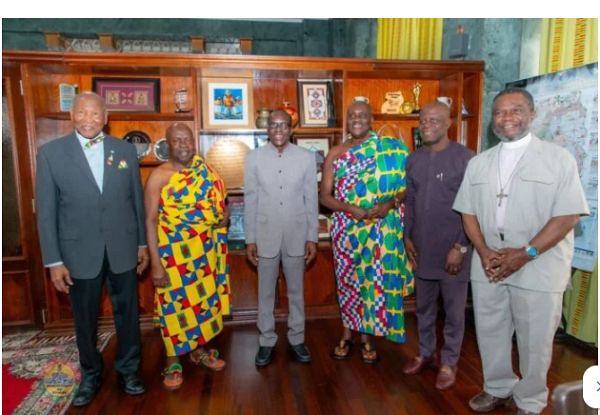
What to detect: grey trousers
<box><xmin>472</xmin><ymin>281</ymin><xmax>563</xmax><ymax>414</ymax></box>
<box><xmin>257</xmin><ymin>250</ymin><xmax>305</xmax><ymax>347</ymax></box>
<box><xmin>416</xmin><ymin>277</ymin><xmax>469</xmax><ymax>367</ymax></box>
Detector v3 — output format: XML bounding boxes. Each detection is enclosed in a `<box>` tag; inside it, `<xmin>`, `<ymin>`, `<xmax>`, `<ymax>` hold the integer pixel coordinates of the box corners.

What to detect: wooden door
<box><xmin>2</xmin><ymin>64</ymin><xmax>45</xmax><ymax>327</ymax></box>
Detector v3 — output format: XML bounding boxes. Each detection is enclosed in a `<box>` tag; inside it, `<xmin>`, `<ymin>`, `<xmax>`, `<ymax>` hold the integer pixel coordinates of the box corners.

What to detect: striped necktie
<box><xmin>83</xmin><ymin>135</ymin><xmax>105</xmax><ymax>150</ymax></box>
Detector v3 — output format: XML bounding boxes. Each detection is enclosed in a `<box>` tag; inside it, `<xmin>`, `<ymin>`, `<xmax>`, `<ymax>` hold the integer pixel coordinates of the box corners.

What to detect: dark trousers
<box><xmin>415</xmin><ymin>277</ymin><xmax>469</xmax><ymax>367</ymax></box>
<box><xmin>68</xmin><ymin>252</ymin><xmax>141</xmax><ymax>381</ymax></box>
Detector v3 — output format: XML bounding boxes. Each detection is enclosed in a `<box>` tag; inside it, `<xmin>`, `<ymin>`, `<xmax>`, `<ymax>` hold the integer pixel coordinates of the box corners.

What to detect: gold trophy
<box><xmin>412</xmin><ymin>82</ymin><xmax>422</xmax><ymax>113</ymax></box>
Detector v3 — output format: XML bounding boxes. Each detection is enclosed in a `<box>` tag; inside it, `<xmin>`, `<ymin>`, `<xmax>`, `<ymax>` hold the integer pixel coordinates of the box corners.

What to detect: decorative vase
<box><xmin>256</xmin><ymin>108</ymin><xmax>271</xmax><ymax>129</ymax></box>
<box><xmin>280</xmin><ymin>102</ymin><xmax>299</xmax><ymax>128</ymax></box>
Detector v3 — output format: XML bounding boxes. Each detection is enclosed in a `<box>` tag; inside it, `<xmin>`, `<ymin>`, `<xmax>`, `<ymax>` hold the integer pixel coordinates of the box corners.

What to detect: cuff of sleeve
<box><xmin>138</xmin><ymin>245</ymin><xmax>147</xmax><ymax>248</ymax></box>
<box><xmin>45</xmin><ymin>261</ymin><xmax>64</xmax><ymax>268</ymax></box>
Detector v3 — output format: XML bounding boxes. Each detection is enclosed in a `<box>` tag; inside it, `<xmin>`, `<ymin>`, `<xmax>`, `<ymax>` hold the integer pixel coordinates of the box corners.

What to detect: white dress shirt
<box><xmin>495</xmin><ymin>132</ymin><xmax>532</xmax><ymax>231</ymax></box>
<box><xmin>75</xmin><ymin>130</ymin><xmax>105</xmax><ymax>193</ymax></box>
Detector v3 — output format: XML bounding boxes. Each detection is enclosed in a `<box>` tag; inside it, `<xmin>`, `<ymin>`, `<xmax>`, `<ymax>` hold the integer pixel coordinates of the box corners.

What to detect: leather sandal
<box><xmin>359</xmin><ymin>342</ymin><xmax>380</xmax><ymax>364</ymax></box>
<box><xmin>189</xmin><ymin>349</ymin><xmax>226</xmax><ymax>371</ymax></box>
<box><xmin>331</xmin><ymin>338</ymin><xmax>354</xmax><ymax>360</ymax></box>
<box><xmin>162</xmin><ymin>363</ymin><xmax>183</xmax><ymax>390</ymax></box>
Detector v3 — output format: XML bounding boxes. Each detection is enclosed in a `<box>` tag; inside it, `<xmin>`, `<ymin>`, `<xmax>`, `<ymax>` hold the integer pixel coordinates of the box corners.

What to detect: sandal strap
<box><xmin>162</xmin><ymin>363</ymin><xmax>183</xmax><ymax>376</ymax></box>
<box><xmin>339</xmin><ymin>338</ymin><xmax>353</xmax><ymax>348</ymax></box>
<box><xmin>199</xmin><ymin>349</ymin><xmax>219</xmax><ymax>361</ymax></box>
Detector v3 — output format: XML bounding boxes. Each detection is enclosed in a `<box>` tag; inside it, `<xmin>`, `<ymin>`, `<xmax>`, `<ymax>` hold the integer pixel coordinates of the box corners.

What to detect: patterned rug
<box><xmin>2</xmin><ymin>331</ymin><xmax>114</xmax><ymax>415</ymax></box>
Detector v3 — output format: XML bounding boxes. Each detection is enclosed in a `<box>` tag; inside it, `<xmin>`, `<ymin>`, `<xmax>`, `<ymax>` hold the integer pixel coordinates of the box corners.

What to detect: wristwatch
<box><xmin>524</xmin><ymin>244</ymin><xmax>540</xmax><ymax>260</ymax></box>
<box><xmin>453</xmin><ymin>243</ymin><xmax>468</xmax><ymax>254</ymax></box>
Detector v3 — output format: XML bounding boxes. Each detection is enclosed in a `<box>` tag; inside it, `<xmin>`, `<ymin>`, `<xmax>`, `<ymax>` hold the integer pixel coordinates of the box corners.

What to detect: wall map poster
<box><xmin>508</xmin><ymin>62</ymin><xmax>598</xmax><ymax>271</ymax></box>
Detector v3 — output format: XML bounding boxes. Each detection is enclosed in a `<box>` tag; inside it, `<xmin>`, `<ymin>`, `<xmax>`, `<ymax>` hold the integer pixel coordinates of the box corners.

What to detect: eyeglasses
<box><xmin>419</xmin><ymin>118</ymin><xmax>441</xmax><ymax>125</ymax></box>
<box><xmin>267</xmin><ymin>122</ymin><xmax>291</xmax><ymax>130</ymax></box>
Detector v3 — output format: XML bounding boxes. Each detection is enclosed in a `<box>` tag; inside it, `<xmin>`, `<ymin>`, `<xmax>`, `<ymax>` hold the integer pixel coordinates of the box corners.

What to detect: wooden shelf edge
<box><xmin>199</xmin><ymin>127</ymin><xmax>342</xmax><ymax>135</ymax></box>
<box><xmin>373</xmin><ymin>114</ymin><xmax>420</xmax><ymax>121</ymax></box>
<box><xmin>37</xmin><ymin>112</ymin><xmax>195</xmax><ymax>122</ymax></box>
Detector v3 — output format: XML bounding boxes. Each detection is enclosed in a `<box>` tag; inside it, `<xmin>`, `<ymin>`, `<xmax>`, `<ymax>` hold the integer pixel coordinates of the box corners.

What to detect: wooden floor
<box><xmin>69</xmin><ymin>314</ymin><xmax>596</xmax><ymax>415</ymax></box>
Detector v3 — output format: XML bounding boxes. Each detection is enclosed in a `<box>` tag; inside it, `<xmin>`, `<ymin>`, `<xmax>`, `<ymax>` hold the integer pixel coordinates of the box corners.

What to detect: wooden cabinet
<box><xmin>2</xmin><ymin>51</ymin><xmax>484</xmax><ymax>332</ymax></box>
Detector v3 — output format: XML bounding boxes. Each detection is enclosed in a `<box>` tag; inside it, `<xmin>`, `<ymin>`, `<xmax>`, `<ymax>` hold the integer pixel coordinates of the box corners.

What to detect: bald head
<box><xmin>166</xmin><ymin>123</ymin><xmax>194</xmax><ymax>140</ymax></box>
<box><xmin>165</xmin><ymin>122</ymin><xmax>194</xmax><ymax>166</ymax></box>
<box><xmin>72</xmin><ymin>92</ymin><xmax>106</xmax><ymax>113</ymax></box>
<box><xmin>268</xmin><ymin>109</ymin><xmax>292</xmax><ymax>125</ymax></box>
<box><xmin>418</xmin><ymin>101</ymin><xmax>452</xmax><ymax>147</ymax></box>
<box><xmin>70</xmin><ymin>92</ymin><xmax>107</xmax><ymax>139</ymax></box>
<box><xmin>346</xmin><ymin>101</ymin><xmax>373</xmax><ymax>140</ymax></box>
<box><xmin>347</xmin><ymin>101</ymin><xmax>373</xmax><ymax>118</ymax></box>
<box><xmin>421</xmin><ymin>101</ymin><xmax>451</xmax><ymax>118</ymax></box>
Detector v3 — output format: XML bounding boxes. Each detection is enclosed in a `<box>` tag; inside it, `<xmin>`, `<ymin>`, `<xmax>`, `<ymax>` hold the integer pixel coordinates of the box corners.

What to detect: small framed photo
<box><xmin>92</xmin><ymin>77</ymin><xmax>160</xmax><ymax>112</ymax></box>
<box><xmin>294</xmin><ymin>134</ymin><xmax>333</xmax><ymax>181</ymax></box>
<box><xmin>202</xmin><ymin>78</ymin><xmax>254</xmax><ymax>130</ymax></box>
<box><xmin>297</xmin><ymin>81</ymin><xmax>335</xmax><ymax>128</ymax></box>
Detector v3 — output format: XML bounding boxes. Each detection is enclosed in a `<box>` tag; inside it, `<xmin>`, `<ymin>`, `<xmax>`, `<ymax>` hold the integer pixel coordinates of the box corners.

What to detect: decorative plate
<box><xmin>123</xmin><ymin>130</ymin><xmax>151</xmax><ymax>160</ymax></box>
<box><xmin>154</xmin><ymin>138</ymin><xmax>171</xmax><ymax>162</ymax></box>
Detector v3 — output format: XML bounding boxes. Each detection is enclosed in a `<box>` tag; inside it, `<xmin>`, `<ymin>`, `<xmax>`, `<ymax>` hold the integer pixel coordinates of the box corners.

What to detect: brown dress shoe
<box><xmin>402</xmin><ymin>355</ymin><xmax>434</xmax><ymax>375</ymax></box>
<box><xmin>435</xmin><ymin>365</ymin><xmax>457</xmax><ymax>390</ymax></box>
<box><xmin>468</xmin><ymin>391</ymin><xmax>514</xmax><ymax>412</ymax></box>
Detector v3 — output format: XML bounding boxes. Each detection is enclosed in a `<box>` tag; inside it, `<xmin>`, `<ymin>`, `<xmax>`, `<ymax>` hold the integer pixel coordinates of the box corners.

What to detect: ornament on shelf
<box><xmin>255</xmin><ymin>108</ymin><xmax>271</xmax><ymax>129</ymax></box>
<box><xmin>412</xmin><ymin>82</ymin><xmax>422</xmax><ymax>113</ymax></box>
<box><xmin>280</xmin><ymin>102</ymin><xmax>299</xmax><ymax>128</ymax></box>
<box><xmin>380</xmin><ymin>91</ymin><xmax>404</xmax><ymax>114</ymax></box>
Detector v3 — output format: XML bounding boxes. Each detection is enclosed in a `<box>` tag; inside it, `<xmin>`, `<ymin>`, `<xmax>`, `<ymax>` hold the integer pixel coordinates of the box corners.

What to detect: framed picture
<box><xmin>227</xmin><ymin>199</ymin><xmax>245</xmax><ymax>241</ymax></box>
<box><xmin>92</xmin><ymin>77</ymin><xmax>160</xmax><ymax>112</ymax></box>
<box><xmin>412</xmin><ymin>127</ymin><xmax>424</xmax><ymax>151</ymax></box>
<box><xmin>297</xmin><ymin>81</ymin><xmax>335</xmax><ymax>128</ymax></box>
<box><xmin>294</xmin><ymin>134</ymin><xmax>333</xmax><ymax>181</ymax></box>
<box><xmin>318</xmin><ymin>214</ymin><xmax>331</xmax><ymax>240</ymax></box>
<box><xmin>202</xmin><ymin>78</ymin><xmax>254</xmax><ymax>130</ymax></box>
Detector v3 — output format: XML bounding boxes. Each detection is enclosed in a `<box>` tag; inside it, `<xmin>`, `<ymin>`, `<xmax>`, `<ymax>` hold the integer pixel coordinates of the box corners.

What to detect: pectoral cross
<box><xmin>497</xmin><ymin>190</ymin><xmax>508</xmax><ymax>207</ymax></box>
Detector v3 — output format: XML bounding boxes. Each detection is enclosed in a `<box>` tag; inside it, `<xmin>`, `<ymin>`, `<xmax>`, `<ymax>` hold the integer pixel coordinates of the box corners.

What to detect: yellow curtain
<box><xmin>563</xmin><ymin>261</ymin><xmax>598</xmax><ymax>346</ymax></box>
<box><xmin>540</xmin><ymin>18</ymin><xmax>598</xmax><ymax>74</ymax></box>
<box><xmin>377</xmin><ymin>18</ymin><xmax>443</xmax><ymax>60</ymax></box>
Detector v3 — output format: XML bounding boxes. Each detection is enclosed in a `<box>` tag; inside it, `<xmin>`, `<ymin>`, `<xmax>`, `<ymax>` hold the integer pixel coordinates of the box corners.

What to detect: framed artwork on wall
<box><xmin>202</xmin><ymin>78</ymin><xmax>254</xmax><ymax>130</ymax></box>
<box><xmin>297</xmin><ymin>81</ymin><xmax>335</xmax><ymax>128</ymax></box>
<box><xmin>293</xmin><ymin>134</ymin><xmax>333</xmax><ymax>181</ymax></box>
<box><xmin>92</xmin><ymin>77</ymin><xmax>160</xmax><ymax>112</ymax></box>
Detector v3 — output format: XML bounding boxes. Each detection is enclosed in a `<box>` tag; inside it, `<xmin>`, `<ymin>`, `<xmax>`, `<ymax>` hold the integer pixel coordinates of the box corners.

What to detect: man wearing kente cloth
<box><xmin>320</xmin><ymin>101</ymin><xmax>413</xmax><ymax>363</ymax></box>
<box><xmin>145</xmin><ymin>123</ymin><xmax>231</xmax><ymax>390</ymax></box>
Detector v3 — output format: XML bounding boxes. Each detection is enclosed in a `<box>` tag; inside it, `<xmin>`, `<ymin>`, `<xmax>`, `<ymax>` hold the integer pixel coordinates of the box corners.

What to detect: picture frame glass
<box><xmin>299</xmin><ymin>82</ymin><xmax>331</xmax><ymax>127</ymax></box>
<box><xmin>295</xmin><ymin>136</ymin><xmax>331</xmax><ymax>181</ymax></box>
<box><xmin>207</xmin><ymin>82</ymin><xmax>250</xmax><ymax>127</ymax></box>
<box><xmin>92</xmin><ymin>78</ymin><xmax>160</xmax><ymax>112</ymax></box>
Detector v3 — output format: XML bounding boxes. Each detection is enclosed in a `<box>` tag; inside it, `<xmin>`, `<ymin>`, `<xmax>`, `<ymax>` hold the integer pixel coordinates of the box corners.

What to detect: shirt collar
<box><xmin>75</xmin><ymin>130</ymin><xmax>104</xmax><ymax>149</ymax></box>
<box><xmin>267</xmin><ymin>141</ymin><xmax>291</xmax><ymax>154</ymax></box>
<box><xmin>501</xmin><ymin>132</ymin><xmax>532</xmax><ymax>150</ymax></box>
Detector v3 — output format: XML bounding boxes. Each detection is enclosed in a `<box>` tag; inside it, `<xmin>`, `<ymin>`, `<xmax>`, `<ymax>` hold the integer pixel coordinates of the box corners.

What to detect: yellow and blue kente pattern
<box><xmin>154</xmin><ymin>156</ymin><xmax>231</xmax><ymax>357</ymax></box>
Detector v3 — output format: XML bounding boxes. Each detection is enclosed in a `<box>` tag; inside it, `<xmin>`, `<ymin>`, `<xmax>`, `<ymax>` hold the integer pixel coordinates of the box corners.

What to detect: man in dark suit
<box><xmin>36</xmin><ymin>92</ymin><xmax>149</xmax><ymax>406</ymax></box>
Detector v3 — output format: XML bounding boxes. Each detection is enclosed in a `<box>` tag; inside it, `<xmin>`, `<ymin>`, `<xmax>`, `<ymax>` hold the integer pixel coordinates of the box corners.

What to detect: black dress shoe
<box><xmin>255</xmin><ymin>346</ymin><xmax>274</xmax><ymax>366</ymax></box>
<box><xmin>290</xmin><ymin>343</ymin><xmax>311</xmax><ymax>363</ymax></box>
<box><xmin>73</xmin><ymin>378</ymin><xmax>101</xmax><ymax>407</ymax></box>
<box><xmin>118</xmin><ymin>372</ymin><xmax>145</xmax><ymax>395</ymax></box>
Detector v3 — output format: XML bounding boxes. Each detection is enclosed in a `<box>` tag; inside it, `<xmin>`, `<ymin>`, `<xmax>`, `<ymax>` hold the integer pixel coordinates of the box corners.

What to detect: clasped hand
<box><xmin>480</xmin><ymin>247</ymin><xmax>530</xmax><ymax>283</ymax></box>
<box><xmin>349</xmin><ymin>199</ymin><xmax>395</xmax><ymax>221</ymax></box>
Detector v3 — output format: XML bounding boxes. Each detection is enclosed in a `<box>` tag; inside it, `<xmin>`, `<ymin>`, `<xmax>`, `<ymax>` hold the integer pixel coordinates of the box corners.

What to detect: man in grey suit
<box><xmin>36</xmin><ymin>92</ymin><xmax>149</xmax><ymax>406</ymax></box>
<box><xmin>244</xmin><ymin>110</ymin><xmax>319</xmax><ymax>366</ymax></box>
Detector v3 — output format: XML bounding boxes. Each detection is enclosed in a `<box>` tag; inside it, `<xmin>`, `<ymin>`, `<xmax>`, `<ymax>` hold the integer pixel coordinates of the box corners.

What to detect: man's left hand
<box><xmin>445</xmin><ymin>248</ymin><xmax>463</xmax><ymax>276</ymax></box>
<box><xmin>215</xmin><ymin>208</ymin><xmax>230</xmax><ymax>229</ymax></box>
<box><xmin>489</xmin><ymin>247</ymin><xmax>529</xmax><ymax>283</ymax></box>
<box><xmin>305</xmin><ymin>242</ymin><xmax>317</xmax><ymax>265</ymax></box>
<box><xmin>137</xmin><ymin>247</ymin><xmax>149</xmax><ymax>275</ymax></box>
